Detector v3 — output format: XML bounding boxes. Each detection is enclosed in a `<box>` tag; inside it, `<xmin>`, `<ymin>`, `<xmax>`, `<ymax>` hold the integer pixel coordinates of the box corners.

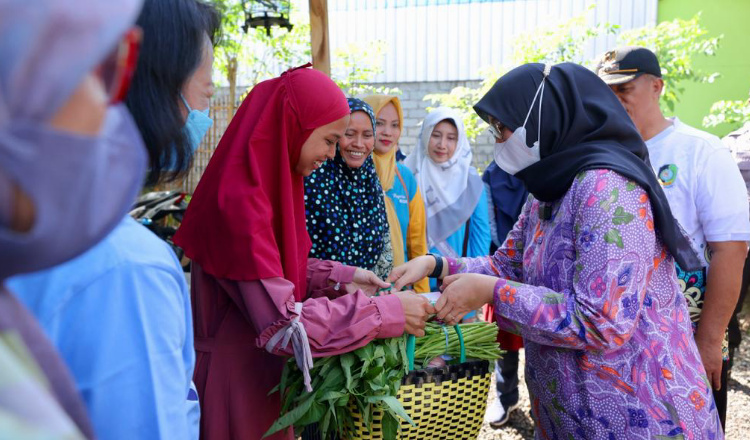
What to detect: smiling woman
<box><xmin>404</xmin><ymin>107</ymin><xmax>490</xmax><ymax>292</ymax></box>
<box><xmin>174</xmin><ymin>71</ymin><xmax>433</xmax><ymax>440</ymax></box>
<box><xmin>364</xmin><ymin>94</ymin><xmax>430</xmax><ymax>291</ymax></box>
<box><xmin>305</xmin><ymin>98</ymin><xmax>394</xmax><ymax>280</ymax></box>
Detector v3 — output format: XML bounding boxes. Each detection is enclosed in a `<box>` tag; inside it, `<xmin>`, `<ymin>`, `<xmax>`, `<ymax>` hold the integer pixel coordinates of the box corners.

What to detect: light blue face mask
<box><xmin>180</xmin><ymin>94</ymin><xmax>213</xmax><ymax>152</ymax></box>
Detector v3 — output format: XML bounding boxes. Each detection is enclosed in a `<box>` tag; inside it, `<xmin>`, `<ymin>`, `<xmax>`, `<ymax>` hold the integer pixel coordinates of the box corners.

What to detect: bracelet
<box><xmin>427</xmin><ymin>254</ymin><xmax>443</xmax><ymax>278</ymax></box>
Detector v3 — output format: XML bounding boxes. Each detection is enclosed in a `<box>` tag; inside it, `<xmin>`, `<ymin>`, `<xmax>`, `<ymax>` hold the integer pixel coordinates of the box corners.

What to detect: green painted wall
<box><xmin>658</xmin><ymin>0</ymin><xmax>750</xmax><ymax>136</ymax></box>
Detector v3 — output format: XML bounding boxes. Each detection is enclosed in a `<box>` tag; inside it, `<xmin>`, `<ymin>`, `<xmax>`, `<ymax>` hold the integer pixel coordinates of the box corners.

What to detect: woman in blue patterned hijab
<box><xmin>304</xmin><ymin>98</ymin><xmax>393</xmax><ymax>279</ymax></box>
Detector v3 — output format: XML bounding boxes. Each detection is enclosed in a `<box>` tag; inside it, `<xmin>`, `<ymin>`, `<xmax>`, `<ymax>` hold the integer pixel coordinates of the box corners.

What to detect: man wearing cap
<box><xmin>597</xmin><ymin>46</ymin><xmax>750</xmax><ymax>428</ymax></box>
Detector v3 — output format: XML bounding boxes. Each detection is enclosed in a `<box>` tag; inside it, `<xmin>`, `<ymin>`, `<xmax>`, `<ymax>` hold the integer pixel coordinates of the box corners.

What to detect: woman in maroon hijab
<box><xmin>174</xmin><ymin>65</ymin><xmax>433</xmax><ymax>440</ymax></box>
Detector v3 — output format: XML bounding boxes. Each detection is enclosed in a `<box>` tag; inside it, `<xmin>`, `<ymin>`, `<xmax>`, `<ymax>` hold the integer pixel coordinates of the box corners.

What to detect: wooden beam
<box><xmin>308</xmin><ymin>0</ymin><xmax>330</xmax><ymax>76</ymax></box>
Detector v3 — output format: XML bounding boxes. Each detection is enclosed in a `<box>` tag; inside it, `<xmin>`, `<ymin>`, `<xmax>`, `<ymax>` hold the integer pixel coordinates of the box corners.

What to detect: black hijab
<box><xmin>474</xmin><ymin>62</ymin><xmax>700</xmax><ymax>270</ymax></box>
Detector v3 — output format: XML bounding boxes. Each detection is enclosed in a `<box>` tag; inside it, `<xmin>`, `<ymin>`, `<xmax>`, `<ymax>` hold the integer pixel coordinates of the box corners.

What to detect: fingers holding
<box><xmin>441</xmin><ymin>274</ymin><xmax>460</xmax><ymax>289</ymax></box>
<box><xmin>372</xmin><ymin>275</ymin><xmax>391</xmax><ymax>288</ymax></box>
<box><xmin>387</xmin><ymin>266</ymin><xmax>404</xmax><ymax>282</ymax></box>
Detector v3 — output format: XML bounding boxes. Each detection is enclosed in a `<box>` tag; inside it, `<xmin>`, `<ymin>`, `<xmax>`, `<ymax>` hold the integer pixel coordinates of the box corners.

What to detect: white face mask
<box><xmin>493</xmin><ymin>65</ymin><xmax>551</xmax><ymax>175</ymax></box>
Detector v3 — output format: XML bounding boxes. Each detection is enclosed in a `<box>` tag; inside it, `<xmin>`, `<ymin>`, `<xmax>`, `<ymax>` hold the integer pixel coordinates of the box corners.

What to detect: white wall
<box><xmin>313</xmin><ymin>0</ymin><xmax>657</xmax><ymax>82</ymax></box>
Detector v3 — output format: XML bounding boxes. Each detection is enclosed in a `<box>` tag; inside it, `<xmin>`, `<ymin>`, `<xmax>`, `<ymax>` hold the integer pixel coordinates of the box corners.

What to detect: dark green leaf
<box><xmin>340</xmin><ymin>353</ymin><xmax>355</xmax><ymax>390</ymax></box>
<box><xmin>296</xmin><ymin>401</ymin><xmax>325</xmax><ymax>426</ymax></box>
<box><xmin>319</xmin><ymin>391</ymin><xmax>346</xmax><ymax>402</ymax></box>
<box><xmin>382</xmin><ymin>412</ymin><xmax>399</xmax><ymax>439</ymax></box>
<box><xmin>263</xmin><ymin>394</ymin><xmax>315</xmax><ymax>438</ymax></box>
<box><xmin>366</xmin><ymin>396</ymin><xmax>414</xmax><ymax>425</ymax></box>
<box><xmin>320</xmin><ymin>409</ymin><xmax>332</xmax><ymax>439</ymax></box>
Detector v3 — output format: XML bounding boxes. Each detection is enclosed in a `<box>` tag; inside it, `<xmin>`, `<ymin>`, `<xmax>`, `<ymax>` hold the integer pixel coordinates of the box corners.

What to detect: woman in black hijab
<box><xmin>389</xmin><ymin>63</ymin><xmax>721</xmax><ymax>438</ymax></box>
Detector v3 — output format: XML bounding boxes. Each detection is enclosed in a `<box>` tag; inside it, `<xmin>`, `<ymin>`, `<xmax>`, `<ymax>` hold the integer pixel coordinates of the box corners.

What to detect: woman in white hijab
<box><xmin>404</xmin><ymin>107</ymin><xmax>490</xmax><ymax>293</ymax></box>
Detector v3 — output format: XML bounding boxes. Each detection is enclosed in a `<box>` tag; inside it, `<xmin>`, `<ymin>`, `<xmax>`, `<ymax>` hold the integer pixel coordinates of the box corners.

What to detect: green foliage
<box><xmin>267</xmin><ymin>321</ymin><xmax>501</xmax><ymax>438</ymax></box>
<box><xmin>703</xmin><ymin>98</ymin><xmax>750</xmax><ymax>130</ymax></box>
<box><xmin>332</xmin><ymin>40</ymin><xmax>400</xmax><ymax>97</ymax></box>
<box><xmin>512</xmin><ymin>11</ymin><xmax>618</xmax><ymax>67</ymax></box>
<box><xmin>211</xmin><ymin>0</ymin><xmax>310</xmax><ymax>88</ymax></box>
<box><xmin>425</xmin><ymin>8</ymin><xmax>617</xmax><ymax>142</ymax></box>
<box><xmin>618</xmin><ymin>13</ymin><xmax>721</xmax><ymax>113</ymax></box>
<box><xmin>209</xmin><ymin>0</ymin><xmax>396</xmax><ymax>105</ymax></box>
<box><xmin>266</xmin><ymin>336</ymin><xmax>410</xmax><ymax>439</ymax></box>
<box><xmin>425</xmin><ymin>11</ymin><xmax>721</xmax><ymax>142</ymax></box>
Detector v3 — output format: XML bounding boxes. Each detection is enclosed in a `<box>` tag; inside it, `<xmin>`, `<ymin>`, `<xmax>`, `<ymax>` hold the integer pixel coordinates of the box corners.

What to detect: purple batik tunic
<box><xmin>448</xmin><ymin>169</ymin><xmax>723</xmax><ymax>440</ymax></box>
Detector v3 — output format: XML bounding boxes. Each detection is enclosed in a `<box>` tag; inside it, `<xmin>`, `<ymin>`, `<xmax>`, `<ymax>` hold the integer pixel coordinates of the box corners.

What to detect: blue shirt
<box><xmin>429</xmin><ymin>188</ymin><xmax>491</xmax><ymax>290</ymax></box>
<box><xmin>386</xmin><ymin>163</ymin><xmax>420</xmax><ymax>250</ymax></box>
<box><xmin>8</xmin><ymin>217</ymin><xmax>198</xmax><ymax>440</ymax></box>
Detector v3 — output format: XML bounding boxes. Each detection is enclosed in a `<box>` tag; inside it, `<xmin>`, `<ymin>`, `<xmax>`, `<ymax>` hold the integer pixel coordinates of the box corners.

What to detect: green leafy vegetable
<box><xmin>266</xmin><ymin>322</ymin><xmax>502</xmax><ymax>438</ymax></box>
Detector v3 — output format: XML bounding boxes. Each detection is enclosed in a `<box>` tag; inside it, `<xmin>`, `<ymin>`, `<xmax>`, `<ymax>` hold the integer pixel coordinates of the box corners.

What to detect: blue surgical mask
<box><xmin>180</xmin><ymin>94</ymin><xmax>213</xmax><ymax>152</ymax></box>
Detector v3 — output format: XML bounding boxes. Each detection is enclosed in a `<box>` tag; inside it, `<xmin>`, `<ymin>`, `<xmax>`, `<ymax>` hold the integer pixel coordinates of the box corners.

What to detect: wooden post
<box><xmin>308</xmin><ymin>0</ymin><xmax>330</xmax><ymax>76</ymax></box>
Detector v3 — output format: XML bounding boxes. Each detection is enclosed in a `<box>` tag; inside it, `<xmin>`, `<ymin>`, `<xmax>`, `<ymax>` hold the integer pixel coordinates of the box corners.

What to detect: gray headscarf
<box><xmin>0</xmin><ymin>0</ymin><xmax>147</xmax><ymax>279</ymax></box>
<box><xmin>0</xmin><ymin>0</ymin><xmax>143</xmax><ymax>124</ymax></box>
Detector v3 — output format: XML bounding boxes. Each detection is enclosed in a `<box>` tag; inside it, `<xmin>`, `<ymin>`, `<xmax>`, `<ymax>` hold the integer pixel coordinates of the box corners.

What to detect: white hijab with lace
<box><xmin>404</xmin><ymin>107</ymin><xmax>483</xmax><ymax>257</ymax></box>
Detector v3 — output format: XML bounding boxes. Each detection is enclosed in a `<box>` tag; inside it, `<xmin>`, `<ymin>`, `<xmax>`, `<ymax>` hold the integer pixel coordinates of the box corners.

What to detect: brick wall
<box><xmin>166</xmin><ymin>81</ymin><xmax>497</xmax><ymax>193</ymax></box>
<box><xmin>364</xmin><ymin>80</ymin><xmax>496</xmax><ymax>172</ymax></box>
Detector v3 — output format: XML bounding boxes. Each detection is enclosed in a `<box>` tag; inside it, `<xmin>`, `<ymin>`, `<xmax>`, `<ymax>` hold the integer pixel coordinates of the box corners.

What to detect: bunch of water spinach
<box><xmin>264</xmin><ymin>335</ymin><xmax>412</xmax><ymax>439</ymax></box>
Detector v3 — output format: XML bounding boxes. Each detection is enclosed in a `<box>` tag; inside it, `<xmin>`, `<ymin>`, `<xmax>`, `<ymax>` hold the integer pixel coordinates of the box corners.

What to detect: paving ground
<box><xmin>477</xmin><ymin>310</ymin><xmax>750</xmax><ymax>440</ymax></box>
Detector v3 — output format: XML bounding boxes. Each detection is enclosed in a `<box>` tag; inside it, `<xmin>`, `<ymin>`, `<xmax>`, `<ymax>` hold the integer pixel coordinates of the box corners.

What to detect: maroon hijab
<box><xmin>174</xmin><ymin>65</ymin><xmax>349</xmax><ymax>299</ymax></box>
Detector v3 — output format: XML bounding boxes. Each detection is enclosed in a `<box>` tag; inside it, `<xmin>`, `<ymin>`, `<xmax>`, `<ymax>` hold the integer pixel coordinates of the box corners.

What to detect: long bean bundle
<box><xmin>414</xmin><ymin>321</ymin><xmax>503</xmax><ymax>369</ymax></box>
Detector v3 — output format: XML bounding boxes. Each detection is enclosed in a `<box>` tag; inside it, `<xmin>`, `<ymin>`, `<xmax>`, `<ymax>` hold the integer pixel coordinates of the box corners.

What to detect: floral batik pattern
<box><xmin>448</xmin><ymin>170</ymin><xmax>723</xmax><ymax>440</ymax></box>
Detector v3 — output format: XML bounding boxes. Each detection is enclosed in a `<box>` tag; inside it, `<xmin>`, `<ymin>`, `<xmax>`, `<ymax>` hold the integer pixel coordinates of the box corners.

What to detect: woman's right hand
<box><xmin>394</xmin><ymin>291</ymin><xmax>434</xmax><ymax>337</ymax></box>
<box><xmin>388</xmin><ymin>255</ymin><xmax>437</xmax><ymax>291</ymax></box>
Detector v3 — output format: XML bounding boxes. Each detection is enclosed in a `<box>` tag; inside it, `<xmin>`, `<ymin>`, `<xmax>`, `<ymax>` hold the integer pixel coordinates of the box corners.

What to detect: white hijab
<box><xmin>404</xmin><ymin>107</ymin><xmax>483</xmax><ymax>256</ymax></box>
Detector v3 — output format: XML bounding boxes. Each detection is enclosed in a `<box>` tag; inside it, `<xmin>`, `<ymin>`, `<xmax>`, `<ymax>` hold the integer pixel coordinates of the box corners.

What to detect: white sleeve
<box><xmin>696</xmin><ymin>147</ymin><xmax>750</xmax><ymax>242</ymax></box>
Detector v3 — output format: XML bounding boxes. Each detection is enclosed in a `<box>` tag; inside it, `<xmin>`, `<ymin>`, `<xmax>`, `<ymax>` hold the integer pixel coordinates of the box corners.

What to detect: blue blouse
<box><xmin>8</xmin><ymin>217</ymin><xmax>198</xmax><ymax>440</ymax></box>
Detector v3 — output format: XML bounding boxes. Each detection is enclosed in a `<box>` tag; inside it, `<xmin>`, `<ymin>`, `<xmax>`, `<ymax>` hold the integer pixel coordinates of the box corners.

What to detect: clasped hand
<box><xmin>386</xmin><ymin>256</ymin><xmax>499</xmax><ymax>328</ymax></box>
<box><xmin>434</xmin><ymin>273</ymin><xmax>497</xmax><ymax>325</ymax></box>
<box><xmin>345</xmin><ymin>267</ymin><xmax>434</xmax><ymax>337</ymax></box>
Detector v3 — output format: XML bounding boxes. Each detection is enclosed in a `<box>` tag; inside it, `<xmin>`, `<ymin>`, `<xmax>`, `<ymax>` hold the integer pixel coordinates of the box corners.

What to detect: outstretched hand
<box><xmin>346</xmin><ymin>268</ymin><xmax>391</xmax><ymax>296</ymax></box>
<box><xmin>434</xmin><ymin>273</ymin><xmax>497</xmax><ymax>325</ymax></box>
<box><xmin>394</xmin><ymin>291</ymin><xmax>435</xmax><ymax>337</ymax></box>
<box><xmin>388</xmin><ymin>256</ymin><xmax>435</xmax><ymax>291</ymax></box>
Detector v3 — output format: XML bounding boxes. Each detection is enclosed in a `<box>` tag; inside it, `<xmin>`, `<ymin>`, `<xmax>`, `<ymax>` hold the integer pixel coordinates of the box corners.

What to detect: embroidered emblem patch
<box><xmin>657</xmin><ymin>164</ymin><xmax>678</xmax><ymax>188</ymax></box>
<box><xmin>600</xmin><ymin>50</ymin><xmax>619</xmax><ymax>73</ymax></box>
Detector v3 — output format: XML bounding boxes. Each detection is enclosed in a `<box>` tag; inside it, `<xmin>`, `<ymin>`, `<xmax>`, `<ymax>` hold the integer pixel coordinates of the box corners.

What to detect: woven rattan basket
<box><xmin>343</xmin><ymin>330</ymin><xmax>492</xmax><ymax>440</ymax></box>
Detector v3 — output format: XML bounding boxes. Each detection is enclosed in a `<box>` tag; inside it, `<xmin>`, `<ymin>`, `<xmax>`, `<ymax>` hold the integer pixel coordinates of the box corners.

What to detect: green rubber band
<box><xmin>441</xmin><ymin>325</ymin><xmax>450</xmax><ymax>354</ymax></box>
<box><xmin>454</xmin><ymin>325</ymin><xmax>466</xmax><ymax>363</ymax></box>
<box><xmin>406</xmin><ymin>334</ymin><xmax>416</xmax><ymax>371</ymax></box>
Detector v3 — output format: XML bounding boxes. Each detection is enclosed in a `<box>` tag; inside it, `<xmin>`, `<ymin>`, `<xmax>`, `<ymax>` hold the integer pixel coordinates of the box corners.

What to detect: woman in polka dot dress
<box><xmin>305</xmin><ymin>98</ymin><xmax>393</xmax><ymax>280</ymax></box>
<box><xmin>389</xmin><ymin>63</ymin><xmax>723</xmax><ymax>439</ymax></box>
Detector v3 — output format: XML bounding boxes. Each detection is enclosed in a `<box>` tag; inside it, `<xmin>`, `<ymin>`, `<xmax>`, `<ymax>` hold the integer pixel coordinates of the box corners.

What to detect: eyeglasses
<box><xmin>98</xmin><ymin>26</ymin><xmax>142</xmax><ymax>104</ymax></box>
<box><xmin>487</xmin><ymin>118</ymin><xmax>506</xmax><ymax>141</ymax></box>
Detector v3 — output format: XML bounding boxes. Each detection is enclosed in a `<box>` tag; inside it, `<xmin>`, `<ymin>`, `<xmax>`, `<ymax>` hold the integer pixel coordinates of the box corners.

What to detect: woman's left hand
<box><xmin>346</xmin><ymin>268</ymin><xmax>391</xmax><ymax>296</ymax></box>
<box><xmin>435</xmin><ymin>273</ymin><xmax>498</xmax><ymax>325</ymax></box>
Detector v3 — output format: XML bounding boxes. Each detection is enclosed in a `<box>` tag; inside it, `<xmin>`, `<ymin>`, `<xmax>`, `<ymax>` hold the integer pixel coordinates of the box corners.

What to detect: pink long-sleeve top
<box><xmin>191</xmin><ymin>258</ymin><xmax>404</xmax><ymax>440</ymax></box>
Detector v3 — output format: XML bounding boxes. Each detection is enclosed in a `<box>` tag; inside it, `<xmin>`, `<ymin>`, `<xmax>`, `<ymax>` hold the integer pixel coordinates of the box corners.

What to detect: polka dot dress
<box><xmin>304</xmin><ymin>99</ymin><xmax>392</xmax><ymax>279</ymax></box>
